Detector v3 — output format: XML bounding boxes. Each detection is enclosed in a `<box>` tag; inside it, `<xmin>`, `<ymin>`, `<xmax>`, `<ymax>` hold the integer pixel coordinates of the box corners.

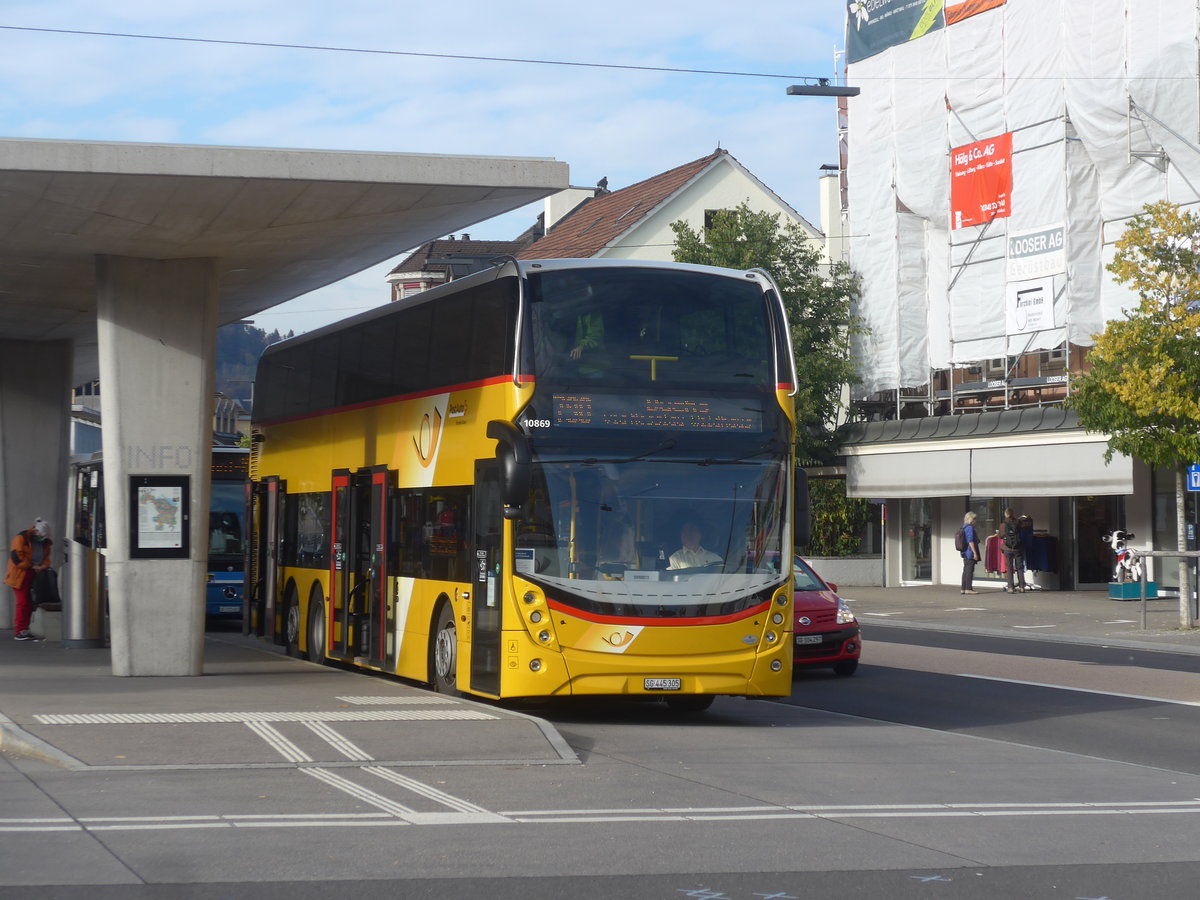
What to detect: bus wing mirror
<box><xmin>487</xmin><ymin>420</ymin><xmax>532</xmax><ymax>520</ymax></box>
<box><xmin>793</xmin><ymin>466</ymin><xmax>811</xmax><ymax>549</ymax></box>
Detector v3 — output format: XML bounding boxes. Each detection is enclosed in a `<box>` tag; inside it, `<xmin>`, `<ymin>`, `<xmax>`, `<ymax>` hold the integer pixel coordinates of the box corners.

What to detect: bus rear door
<box><xmin>246</xmin><ymin>477</ymin><xmax>284</xmax><ymax>641</ymax></box>
<box><xmin>330</xmin><ymin>468</ymin><xmax>394</xmax><ymax>668</ymax></box>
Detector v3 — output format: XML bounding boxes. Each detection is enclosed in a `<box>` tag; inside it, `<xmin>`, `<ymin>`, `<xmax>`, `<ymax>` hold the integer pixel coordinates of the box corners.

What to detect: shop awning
<box><xmin>842</xmin><ymin>409</ymin><xmax>1134</xmax><ymax>498</ymax></box>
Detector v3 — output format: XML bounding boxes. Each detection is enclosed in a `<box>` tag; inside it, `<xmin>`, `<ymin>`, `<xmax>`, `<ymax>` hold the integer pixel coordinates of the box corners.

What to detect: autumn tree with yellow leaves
<box><xmin>1068</xmin><ymin>201</ymin><xmax>1200</xmax><ymax>624</ymax></box>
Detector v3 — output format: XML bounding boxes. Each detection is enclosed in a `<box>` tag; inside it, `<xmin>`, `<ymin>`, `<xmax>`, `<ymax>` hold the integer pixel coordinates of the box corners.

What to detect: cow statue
<box><xmin>1101</xmin><ymin>530</ymin><xmax>1142</xmax><ymax>583</ymax></box>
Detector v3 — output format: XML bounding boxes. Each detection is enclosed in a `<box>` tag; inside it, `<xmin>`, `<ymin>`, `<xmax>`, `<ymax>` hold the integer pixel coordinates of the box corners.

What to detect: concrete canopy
<box><xmin>0</xmin><ymin>138</ymin><xmax>569</xmax><ymax>382</ymax></box>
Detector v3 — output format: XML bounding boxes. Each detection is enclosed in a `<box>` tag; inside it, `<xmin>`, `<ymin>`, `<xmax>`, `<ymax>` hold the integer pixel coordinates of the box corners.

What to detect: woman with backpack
<box><xmin>5</xmin><ymin>517</ymin><xmax>52</xmax><ymax>641</ymax></box>
<box><xmin>958</xmin><ymin>511</ymin><xmax>981</xmax><ymax>594</ymax></box>
<box><xmin>1000</xmin><ymin>507</ymin><xmax>1029</xmax><ymax>593</ymax></box>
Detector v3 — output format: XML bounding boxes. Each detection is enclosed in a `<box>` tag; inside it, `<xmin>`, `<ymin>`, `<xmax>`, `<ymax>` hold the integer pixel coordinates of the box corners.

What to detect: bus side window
<box><xmin>395</xmin><ymin>491</ymin><xmax>426</xmax><ymax>579</ymax></box>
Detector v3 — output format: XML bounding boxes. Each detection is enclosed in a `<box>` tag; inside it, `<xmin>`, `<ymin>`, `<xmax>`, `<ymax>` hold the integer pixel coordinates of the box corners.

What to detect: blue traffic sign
<box><xmin>1189</xmin><ymin>464</ymin><xmax>1200</xmax><ymax>492</ymax></box>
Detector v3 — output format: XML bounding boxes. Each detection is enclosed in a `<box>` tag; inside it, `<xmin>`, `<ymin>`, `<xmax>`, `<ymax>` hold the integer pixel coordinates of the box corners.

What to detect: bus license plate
<box><xmin>795</xmin><ymin>635</ymin><xmax>822</xmax><ymax>645</ymax></box>
<box><xmin>644</xmin><ymin>677</ymin><xmax>682</xmax><ymax>691</ymax></box>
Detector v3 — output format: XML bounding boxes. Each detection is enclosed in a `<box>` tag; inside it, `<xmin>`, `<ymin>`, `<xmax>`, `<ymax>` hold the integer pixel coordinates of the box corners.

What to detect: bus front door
<box><xmin>471</xmin><ymin>463</ymin><xmax>503</xmax><ymax>695</ymax></box>
<box><xmin>330</xmin><ymin>468</ymin><xmax>393</xmax><ymax>668</ymax></box>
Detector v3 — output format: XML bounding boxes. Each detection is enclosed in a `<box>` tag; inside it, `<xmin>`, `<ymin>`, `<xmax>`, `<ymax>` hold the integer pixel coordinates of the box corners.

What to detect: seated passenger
<box><xmin>667</xmin><ymin>520</ymin><xmax>722</xmax><ymax>570</ymax></box>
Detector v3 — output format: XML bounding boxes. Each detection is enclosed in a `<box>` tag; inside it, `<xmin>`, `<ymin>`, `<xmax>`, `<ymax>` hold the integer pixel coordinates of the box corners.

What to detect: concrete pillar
<box><xmin>96</xmin><ymin>256</ymin><xmax>218</xmax><ymax>676</ymax></box>
<box><xmin>0</xmin><ymin>340</ymin><xmax>72</xmax><ymax>630</ymax></box>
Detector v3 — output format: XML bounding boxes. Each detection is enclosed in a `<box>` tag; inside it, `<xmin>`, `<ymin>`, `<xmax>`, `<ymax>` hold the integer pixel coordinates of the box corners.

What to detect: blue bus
<box><xmin>206</xmin><ymin>447</ymin><xmax>249</xmax><ymax>618</ymax></box>
<box><xmin>71</xmin><ymin>446</ymin><xmax>249</xmax><ymax>620</ymax></box>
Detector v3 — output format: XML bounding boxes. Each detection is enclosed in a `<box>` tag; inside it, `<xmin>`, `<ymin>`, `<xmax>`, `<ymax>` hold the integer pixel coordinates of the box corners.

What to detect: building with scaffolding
<box><xmin>838</xmin><ymin>0</ymin><xmax>1199</xmax><ymax>592</ymax></box>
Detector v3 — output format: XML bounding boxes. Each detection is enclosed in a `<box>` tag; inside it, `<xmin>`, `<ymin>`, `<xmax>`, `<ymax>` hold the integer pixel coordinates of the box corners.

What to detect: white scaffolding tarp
<box><xmin>846</xmin><ymin>0</ymin><xmax>1200</xmax><ymax>394</ymax></box>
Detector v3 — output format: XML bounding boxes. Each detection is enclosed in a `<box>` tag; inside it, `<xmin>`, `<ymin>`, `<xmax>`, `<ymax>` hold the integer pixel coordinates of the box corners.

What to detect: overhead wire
<box><xmin>0</xmin><ymin>24</ymin><xmax>818</xmax><ymax>82</ymax></box>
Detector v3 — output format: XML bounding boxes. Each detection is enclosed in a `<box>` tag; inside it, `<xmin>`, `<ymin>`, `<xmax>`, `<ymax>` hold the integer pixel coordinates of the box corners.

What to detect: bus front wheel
<box><xmin>430</xmin><ymin>603</ymin><xmax>458</xmax><ymax>695</ymax></box>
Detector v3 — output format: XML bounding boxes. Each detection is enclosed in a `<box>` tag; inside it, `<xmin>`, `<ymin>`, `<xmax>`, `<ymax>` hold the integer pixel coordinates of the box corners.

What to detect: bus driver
<box><xmin>667</xmin><ymin>520</ymin><xmax>722</xmax><ymax>570</ymax></box>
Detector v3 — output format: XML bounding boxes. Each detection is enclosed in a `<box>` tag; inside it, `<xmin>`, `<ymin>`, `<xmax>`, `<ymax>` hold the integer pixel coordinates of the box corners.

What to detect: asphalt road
<box><xmin>6</xmin><ymin>624</ymin><xmax>1200</xmax><ymax>899</ymax></box>
<box><xmin>800</xmin><ymin>624</ymin><xmax>1200</xmax><ymax>773</ymax></box>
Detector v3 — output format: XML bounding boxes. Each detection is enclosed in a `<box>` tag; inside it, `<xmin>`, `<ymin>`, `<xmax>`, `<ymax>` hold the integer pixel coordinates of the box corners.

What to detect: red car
<box><xmin>792</xmin><ymin>555</ymin><xmax>861</xmax><ymax>676</ymax></box>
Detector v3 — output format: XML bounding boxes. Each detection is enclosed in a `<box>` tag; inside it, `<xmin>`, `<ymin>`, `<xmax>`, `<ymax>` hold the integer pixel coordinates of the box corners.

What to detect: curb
<box><xmin>0</xmin><ymin>716</ymin><xmax>84</xmax><ymax>769</ymax></box>
<box><xmin>862</xmin><ymin>616</ymin><xmax>1200</xmax><ymax>655</ymax></box>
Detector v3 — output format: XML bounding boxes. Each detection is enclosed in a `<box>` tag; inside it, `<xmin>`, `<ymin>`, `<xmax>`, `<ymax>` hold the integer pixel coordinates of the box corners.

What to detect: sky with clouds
<box><xmin>1</xmin><ymin>2</ymin><xmax>849</xmax><ymax>335</ymax></box>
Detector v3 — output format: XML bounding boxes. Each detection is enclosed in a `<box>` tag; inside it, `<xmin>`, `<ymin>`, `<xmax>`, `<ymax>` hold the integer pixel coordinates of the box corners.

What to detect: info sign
<box><xmin>950</xmin><ymin>133</ymin><xmax>1012</xmax><ymax>229</ymax></box>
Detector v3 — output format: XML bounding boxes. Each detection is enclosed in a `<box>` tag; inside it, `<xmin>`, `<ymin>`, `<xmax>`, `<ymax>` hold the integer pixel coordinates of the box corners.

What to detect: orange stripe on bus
<box><xmin>546</xmin><ymin>597</ymin><xmax>772</xmax><ymax>627</ymax></box>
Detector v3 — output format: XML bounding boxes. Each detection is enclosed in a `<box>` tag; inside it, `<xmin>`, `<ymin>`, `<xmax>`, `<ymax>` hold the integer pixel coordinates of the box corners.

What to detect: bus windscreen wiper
<box><xmin>696</xmin><ymin>438</ymin><xmax>783</xmax><ymax>466</ymax></box>
<box><xmin>581</xmin><ymin>438</ymin><xmax>677</xmax><ymax>466</ymax></box>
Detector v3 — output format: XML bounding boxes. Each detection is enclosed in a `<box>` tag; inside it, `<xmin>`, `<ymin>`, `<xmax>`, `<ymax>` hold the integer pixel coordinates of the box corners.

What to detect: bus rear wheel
<box><xmin>306</xmin><ymin>591</ymin><xmax>326</xmax><ymax>664</ymax></box>
<box><xmin>284</xmin><ymin>590</ymin><xmax>301</xmax><ymax>657</ymax></box>
<box><xmin>430</xmin><ymin>602</ymin><xmax>458</xmax><ymax>695</ymax></box>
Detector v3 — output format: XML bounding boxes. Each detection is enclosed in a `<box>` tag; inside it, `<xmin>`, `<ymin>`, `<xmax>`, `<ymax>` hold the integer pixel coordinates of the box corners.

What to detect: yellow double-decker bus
<box><xmin>247</xmin><ymin>258</ymin><xmax>806</xmax><ymax>710</ymax></box>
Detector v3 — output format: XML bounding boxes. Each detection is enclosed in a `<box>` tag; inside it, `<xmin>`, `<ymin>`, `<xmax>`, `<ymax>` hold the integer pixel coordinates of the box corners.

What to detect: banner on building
<box><xmin>846</xmin><ymin>0</ymin><xmax>945</xmax><ymax>64</ymax></box>
<box><xmin>945</xmin><ymin>0</ymin><xmax>1006</xmax><ymax>26</ymax></box>
<box><xmin>1005</xmin><ymin>277</ymin><xmax>1056</xmax><ymax>335</ymax></box>
<box><xmin>1007</xmin><ymin>224</ymin><xmax>1066</xmax><ymax>281</ymax></box>
<box><xmin>950</xmin><ymin>133</ymin><xmax>1012</xmax><ymax>229</ymax></box>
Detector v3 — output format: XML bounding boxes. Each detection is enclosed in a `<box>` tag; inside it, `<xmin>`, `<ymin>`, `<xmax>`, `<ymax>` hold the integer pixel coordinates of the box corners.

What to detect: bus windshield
<box><xmin>515</xmin><ymin>457</ymin><xmax>787</xmax><ymax>615</ymax></box>
<box><xmin>208</xmin><ymin>481</ymin><xmax>245</xmax><ymax>560</ymax></box>
<box><xmin>527</xmin><ymin>266</ymin><xmax>775</xmax><ymax>391</ymax></box>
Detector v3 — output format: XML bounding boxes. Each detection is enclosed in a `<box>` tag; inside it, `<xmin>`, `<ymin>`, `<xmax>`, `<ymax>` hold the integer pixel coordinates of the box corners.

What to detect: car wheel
<box><xmin>430</xmin><ymin>602</ymin><xmax>458</xmax><ymax>695</ymax></box>
<box><xmin>832</xmin><ymin>659</ymin><xmax>858</xmax><ymax>677</ymax></box>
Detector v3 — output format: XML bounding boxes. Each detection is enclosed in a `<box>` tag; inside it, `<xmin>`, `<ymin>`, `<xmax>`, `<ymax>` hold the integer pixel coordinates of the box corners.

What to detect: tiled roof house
<box><xmin>518</xmin><ymin>149</ymin><xmax>823</xmax><ymax>262</ymax></box>
<box><xmin>385</xmin><ymin>229</ymin><xmax>540</xmax><ymax>300</ymax></box>
<box><xmin>385</xmin><ymin>149</ymin><xmax>826</xmax><ymax>299</ymax></box>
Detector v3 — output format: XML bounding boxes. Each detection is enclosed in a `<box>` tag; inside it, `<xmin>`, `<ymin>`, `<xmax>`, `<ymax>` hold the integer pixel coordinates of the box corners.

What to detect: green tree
<box><xmin>671</xmin><ymin>202</ymin><xmax>864</xmax><ymax>464</ymax></box>
<box><xmin>1067</xmin><ymin>201</ymin><xmax>1200</xmax><ymax>626</ymax></box>
<box><xmin>807</xmin><ymin>478</ymin><xmax>875</xmax><ymax>557</ymax></box>
<box><xmin>672</xmin><ymin>202</ymin><xmax>870</xmax><ymax>554</ymax></box>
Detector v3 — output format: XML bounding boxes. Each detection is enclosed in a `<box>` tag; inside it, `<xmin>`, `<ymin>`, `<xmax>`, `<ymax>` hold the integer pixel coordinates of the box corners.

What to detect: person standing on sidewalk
<box><xmin>6</xmin><ymin>518</ymin><xmax>52</xmax><ymax>641</ymax></box>
<box><xmin>960</xmin><ymin>511</ymin><xmax>981</xmax><ymax>594</ymax></box>
<box><xmin>1000</xmin><ymin>507</ymin><xmax>1029</xmax><ymax>593</ymax></box>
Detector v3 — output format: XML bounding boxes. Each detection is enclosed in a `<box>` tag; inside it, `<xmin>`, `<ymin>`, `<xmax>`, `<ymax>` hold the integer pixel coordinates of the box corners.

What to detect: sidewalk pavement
<box><xmin>3</xmin><ymin>584</ymin><xmax>1198</xmax><ymax>769</ymax></box>
<box><xmin>840</xmin><ymin>582</ymin><xmax>1200</xmax><ymax>654</ymax></box>
<box><xmin>0</xmin><ymin>628</ymin><xmax>576</xmax><ymax>770</ymax></box>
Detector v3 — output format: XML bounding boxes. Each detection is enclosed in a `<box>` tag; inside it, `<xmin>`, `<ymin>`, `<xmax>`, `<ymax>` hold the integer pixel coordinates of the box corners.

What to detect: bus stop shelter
<box><xmin>0</xmin><ymin>137</ymin><xmax>568</xmax><ymax>675</ymax></box>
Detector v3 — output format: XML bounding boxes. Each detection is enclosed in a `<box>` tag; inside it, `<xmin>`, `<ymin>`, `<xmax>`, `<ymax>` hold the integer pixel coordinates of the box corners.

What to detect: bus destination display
<box><xmin>552</xmin><ymin>393</ymin><xmax>761</xmax><ymax>431</ymax></box>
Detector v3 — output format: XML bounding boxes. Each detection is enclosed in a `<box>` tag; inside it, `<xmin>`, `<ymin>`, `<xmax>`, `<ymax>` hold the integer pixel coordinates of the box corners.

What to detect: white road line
<box><xmin>336</xmin><ymin>696</ymin><xmax>458</xmax><ymax>705</ymax></box>
<box><xmin>10</xmin><ymin>799</ymin><xmax>1200</xmax><ymax>834</ymax></box>
<box><xmin>957</xmin><ymin>673</ymin><xmax>1200</xmax><ymax>706</ymax></box>
<box><xmin>34</xmin><ymin>709</ymin><xmax>499</xmax><ymax>725</ymax></box>
<box><xmin>304</xmin><ymin>721</ymin><xmax>374</xmax><ymax>760</ymax></box>
<box><xmin>365</xmin><ymin>766</ymin><xmax>506</xmax><ymax>818</ymax></box>
<box><xmin>302</xmin><ymin>767</ymin><xmax>416</xmax><ymax>818</ymax></box>
<box><xmin>245</xmin><ymin>721</ymin><xmax>312</xmax><ymax>763</ymax></box>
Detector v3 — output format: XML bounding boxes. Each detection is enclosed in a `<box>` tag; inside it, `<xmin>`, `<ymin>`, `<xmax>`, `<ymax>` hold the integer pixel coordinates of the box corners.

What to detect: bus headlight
<box><xmin>771</xmin><ymin>612</ymin><xmax>783</xmax><ymax>625</ymax></box>
<box><xmin>765</xmin><ymin>632</ymin><xmax>778</xmax><ymax>643</ymax></box>
<box><xmin>523</xmin><ymin>591</ymin><xmax>537</xmax><ymax>604</ymax></box>
<box><xmin>530</xmin><ymin>611</ymin><xmax>542</xmax><ymax>623</ymax></box>
<box><xmin>530</xmin><ymin>659</ymin><xmax>543</xmax><ymax>672</ymax></box>
<box><xmin>538</xmin><ymin>630</ymin><xmax>551</xmax><ymax>643</ymax></box>
<box><xmin>776</xmin><ymin>595</ymin><xmax>788</xmax><ymax>607</ymax></box>
<box><xmin>771</xmin><ymin>659</ymin><xmax>783</xmax><ymax>672</ymax></box>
